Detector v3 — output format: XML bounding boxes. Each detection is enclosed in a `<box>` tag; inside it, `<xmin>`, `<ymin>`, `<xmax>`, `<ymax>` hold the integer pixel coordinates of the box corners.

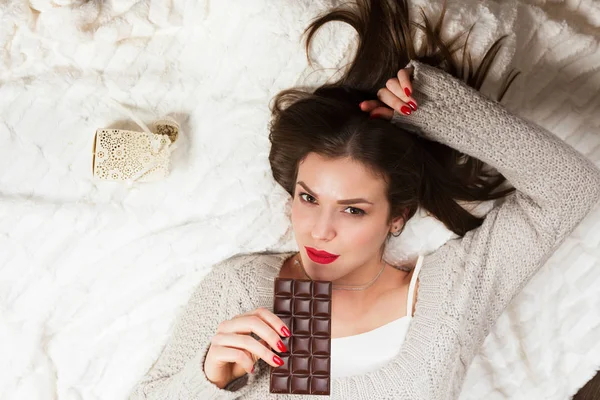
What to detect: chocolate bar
<box><xmin>270</xmin><ymin>278</ymin><xmax>332</xmax><ymax>395</ymax></box>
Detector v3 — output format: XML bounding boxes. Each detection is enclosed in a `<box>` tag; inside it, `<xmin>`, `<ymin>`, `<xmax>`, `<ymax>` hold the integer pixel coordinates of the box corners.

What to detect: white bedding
<box><xmin>1</xmin><ymin>0</ymin><xmax>599</xmax><ymax>399</ymax></box>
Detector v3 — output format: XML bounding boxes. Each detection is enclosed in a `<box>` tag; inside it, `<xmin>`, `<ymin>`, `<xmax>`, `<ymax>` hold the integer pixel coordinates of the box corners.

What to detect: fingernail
<box><xmin>404</xmin><ymin>87</ymin><xmax>411</xmax><ymax>97</ymax></box>
<box><xmin>251</xmin><ymin>365</ymin><xmax>255</xmax><ymax>373</ymax></box>
<box><xmin>281</xmin><ymin>326</ymin><xmax>291</xmax><ymax>337</ymax></box>
<box><xmin>408</xmin><ymin>101</ymin><xmax>417</xmax><ymax>111</ymax></box>
<box><xmin>277</xmin><ymin>340</ymin><xmax>287</xmax><ymax>352</ymax></box>
<box><xmin>400</xmin><ymin>106</ymin><xmax>412</xmax><ymax>115</ymax></box>
<box><xmin>369</xmin><ymin>114</ymin><xmax>379</xmax><ymax>120</ymax></box>
<box><xmin>273</xmin><ymin>355</ymin><xmax>284</xmax><ymax>366</ymax></box>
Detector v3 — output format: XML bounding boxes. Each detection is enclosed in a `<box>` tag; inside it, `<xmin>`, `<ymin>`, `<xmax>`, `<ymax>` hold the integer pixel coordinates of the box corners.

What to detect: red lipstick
<box><xmin>305</xmin><ymin>247</ymin><xmax>339</xmax><ymax>264</ymax></box>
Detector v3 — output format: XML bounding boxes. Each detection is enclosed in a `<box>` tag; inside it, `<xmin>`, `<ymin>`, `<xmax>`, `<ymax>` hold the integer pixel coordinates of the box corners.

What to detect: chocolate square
<box><xmin>270</xmin><ymin>278</ymin><xmax>332</xmax><ymax>395</ymax></box>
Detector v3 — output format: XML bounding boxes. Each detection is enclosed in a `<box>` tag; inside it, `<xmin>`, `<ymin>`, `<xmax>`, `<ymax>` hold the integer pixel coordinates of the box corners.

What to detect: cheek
<box><xmin>344</xmin><ymin>223</ymin><xmax>381</xmax><ymax>247</ymax></box>
<box><xmin>290</xmin><ymin>197</ymin><xmax>309</xmax><ymax>228</ymax></box>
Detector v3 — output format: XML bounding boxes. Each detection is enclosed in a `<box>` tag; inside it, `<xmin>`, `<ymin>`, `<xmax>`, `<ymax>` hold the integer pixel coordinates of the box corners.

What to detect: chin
<box><xmin>305</xmin><ymin>262</ymin><xmax>341</xmax><ymax>281</ymax></box>
<box><xmin>300</xmin><ymin>260</ymin><xmax>325</xmax><ymax>279</ymax></box>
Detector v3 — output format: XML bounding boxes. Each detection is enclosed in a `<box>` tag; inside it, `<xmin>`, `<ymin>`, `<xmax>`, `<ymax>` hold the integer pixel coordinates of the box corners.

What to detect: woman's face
<box><xmin>291</xmin><ymin>152</ymin><xmax>401</xmax><ymax>283</ymax></box>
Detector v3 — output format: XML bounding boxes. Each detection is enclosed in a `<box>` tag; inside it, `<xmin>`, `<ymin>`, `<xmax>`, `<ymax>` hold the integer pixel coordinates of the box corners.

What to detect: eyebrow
<box><xmin>296</xmin><ymin>181</ymin><xmax>374</xmax><ymax>205</ymax></box>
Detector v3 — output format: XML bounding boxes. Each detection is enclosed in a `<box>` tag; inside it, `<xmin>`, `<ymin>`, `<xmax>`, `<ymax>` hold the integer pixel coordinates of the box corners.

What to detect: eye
<box><xmin>345</xmin><ymin>207</ymin><xmax>366</xmax><ymax>216</ymax></box>
<box><xmin>299</xmin><ymin>193</ymin><xmax>366</xmax><ymax>216</ymax></box>
<box><xmin>299</xmin><ymin>193</ymin><xmax>317</xmax><ymax>203</ymax></box>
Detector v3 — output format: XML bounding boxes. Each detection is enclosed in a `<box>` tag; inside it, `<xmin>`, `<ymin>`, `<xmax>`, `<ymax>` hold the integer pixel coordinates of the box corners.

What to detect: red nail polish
<box><xmin>251</xmin><ymin>366</ymin><xmax>255</xmax><ymax>373</ymax></box>
<box><xmin>408</xmin><ymin>101</ymin><xmax>417</xmax><ymax>111</ymax></box>
<box><xmin>404</xmin><ymin>87</ymin><xmax>411</xmax><ymax>97</ymax></box>
<box><xmin>273</xmin><ymin>355</ymin><xmax>284</xmax><ymax>366</ymax></box>
<box><xmin>369</xmin><ymin>114</ymin><xmax>379</xmax><ymax>120</ymax></box>
<box><xmin>400</xmin><ymin>106</ymin><xmax>411</xmax><ymax>115</ymax></box>
<box><xmin>281</xmin><ymin>326</ymin><xmax>291</xmax><ymax>337</ymax></box>
<box><xmin>277</xmin><ymin>340</ymin><xmax>287</xmax><ymax>352</ymax></box>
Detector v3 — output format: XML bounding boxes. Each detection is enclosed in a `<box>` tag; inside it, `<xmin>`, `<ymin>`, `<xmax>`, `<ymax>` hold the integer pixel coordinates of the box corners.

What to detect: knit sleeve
<box><xmin>391</xmin><ymin>60</ymin><xmax>600</xmax><ymax>363</ymax></box>
<box><xmin>128</xmin><ymin>256</ymin><xmax>257</xmax><ymax>400</ymax></box>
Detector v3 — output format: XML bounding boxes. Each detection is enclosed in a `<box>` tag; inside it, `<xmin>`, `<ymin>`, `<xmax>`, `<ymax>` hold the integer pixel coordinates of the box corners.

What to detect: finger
<box><xmin>211</xmin><ymin>345</ymin><xmax>255</xmax><ymax>374</ymax></box>
<box><xmin>360</xmin><ymin>100</ymin><xmax>394</xmax><ymax>120</ymax></box>
<box><xmin>249</xmin><ymin>307</ymin><xmax>291</xmax><ymax>338</ymax></box>
<box><xmin>227</xmin><ymin>307</ymin><xmax>290</xmax><ymax>337</ymax></box>
<box><xmin>231</xmin><ymin>310</ymin><xmax>251</xmax><ymax>320</ymax></box>
<box><xmin>242</xmin><ymin>338</ymin><xmax>267</xmax><ymax>362</ymax></box>
<box><xmin>389</xmin><ymin>75</ymin><xmax>418</xmax><ymax>111</ymax></box>
<box><xmin>241</xmin><ymin>346</ymin><xmax>259</xmax><ymax>366</ymax></box>
<box><xmin>369</xmin><ymin>107</ymin><xmax>394</xmax><ymax>121</ymax></box>
<box><xmin>250</xmin><ymin>340</ymin><xmax>271</xmax><ymax>366</ymax></box>
<box><xmin>217</xmin><ymin>314</ymin><xmax>288</xmax><ymax>355</ymax></box>
<box><xmin>359</xmin><ymin>99</ymin><xmax>387</xmax><ymax>113</ymax></box>
<box><xmin>397</xmin><ymin>67</ymin><xmax>414</xmax><ymax>98</ymax></box>
<box><xmin>256</xmin><ymin>339</ymin><xmax>271</xmax><ymax>362</ymax></box>
<box><xmin>385</xmin><ymin>77</ymin><xmax>407</xmax><ymax>101</ymax></box>
<box><xmin>377</xmin><ymin>88</ymin><xmax>412</xmax><ymax>116</ymax></box>
<box><xmin>212</xmin><ymin>333</ymin><xmax>285</xmax><ymax>368</ymax></box>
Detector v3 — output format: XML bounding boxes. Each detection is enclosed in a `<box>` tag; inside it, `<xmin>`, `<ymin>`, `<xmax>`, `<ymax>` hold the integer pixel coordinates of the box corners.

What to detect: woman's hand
<box><xmin>360</xmin><ymin>65</ymin><xmax>416</xmax><ymax>120</ymax></box>
<box><xmin>204</xmin><ymin>307</ymin><xmax>291</xmax><ymax>389</ymax></box>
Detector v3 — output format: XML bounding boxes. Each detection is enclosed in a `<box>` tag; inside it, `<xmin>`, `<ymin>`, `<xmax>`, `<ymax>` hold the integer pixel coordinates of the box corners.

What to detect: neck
<box><xmin>294</xmin><ymin>252</ymin><xmax>389</xmax><ymax>291</ymax></box>
<box><xmin>332</xmin><ymin>256</ymin><xmax>386</xmax><ymax>288</ymax></box>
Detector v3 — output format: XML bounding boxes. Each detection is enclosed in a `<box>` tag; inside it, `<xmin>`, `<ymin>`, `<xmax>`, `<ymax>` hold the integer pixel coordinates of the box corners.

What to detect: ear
<box><xmin>389</xmin><ymin>208</ymin><xmax>409</xmax><ymax>231</ymax></box>
<box><xmin>392</xmin><ymin>214</ymin><xmax>403</xmax><ymax>223</ymax></box>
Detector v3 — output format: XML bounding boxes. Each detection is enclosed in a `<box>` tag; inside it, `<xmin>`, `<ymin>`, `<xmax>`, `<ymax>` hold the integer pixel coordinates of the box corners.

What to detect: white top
<box><xmin>330</xmin><ymin>255</ymin><xmax>425</xmax><ymax>378</ymax></box>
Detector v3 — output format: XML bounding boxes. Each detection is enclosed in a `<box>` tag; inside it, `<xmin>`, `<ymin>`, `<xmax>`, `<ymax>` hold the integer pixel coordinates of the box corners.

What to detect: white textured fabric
<box><xmin>2</xmin><ymin>1</ymin><xmax>600</xmax><ymax>399</ymax></box>
<box><xmin>330</xmin><ymin>255</ymin><xmax>425</xmax><ymax>378</ymax></box>
<box><xmin>127</xmin><ymin>61</ymin><xmax>600</xmax><ymax>400</ymax></box>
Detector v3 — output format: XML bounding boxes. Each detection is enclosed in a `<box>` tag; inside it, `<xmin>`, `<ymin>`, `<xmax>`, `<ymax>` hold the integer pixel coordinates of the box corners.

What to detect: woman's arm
<box><xmin>391</xmin><ymin>60</ymin><xmax>600</xmax><ymax>359</ymax></box>
<box><xmin>128</xmin><ymin>256</ymin><xmax>256</xmax><ymax>400</ymax></box>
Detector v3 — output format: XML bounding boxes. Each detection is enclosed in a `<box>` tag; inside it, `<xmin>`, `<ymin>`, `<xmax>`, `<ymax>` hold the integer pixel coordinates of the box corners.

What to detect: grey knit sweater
<box><xmin>128</xmin><ymin>60</ymin><xmax>600</xmax><ymax>400</ymax></box>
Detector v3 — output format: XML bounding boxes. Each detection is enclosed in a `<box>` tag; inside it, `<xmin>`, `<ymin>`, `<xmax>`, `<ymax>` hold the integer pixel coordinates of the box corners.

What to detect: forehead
<box><xmin>296</xmin><ymin>153</ymin><xmax>387</xmax><ymax>199</ymax></box>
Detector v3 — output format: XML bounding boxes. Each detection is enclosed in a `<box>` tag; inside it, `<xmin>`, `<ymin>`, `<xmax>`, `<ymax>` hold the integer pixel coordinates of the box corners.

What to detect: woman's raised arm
<box><xmin>389</xmin><ymin>59</ymin><xmax>600</xmax><ymax>360</ymax></box>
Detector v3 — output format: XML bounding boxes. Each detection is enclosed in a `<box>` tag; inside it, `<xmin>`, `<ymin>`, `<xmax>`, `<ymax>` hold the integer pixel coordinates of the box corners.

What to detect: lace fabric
<box><xmin>92</xmin><ymin>99</ymin><xmax>179</xmax><ymax>184</ymax></box>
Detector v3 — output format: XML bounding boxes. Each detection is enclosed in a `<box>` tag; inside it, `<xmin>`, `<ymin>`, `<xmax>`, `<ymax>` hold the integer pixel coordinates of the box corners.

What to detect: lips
<box><xmin>305</xmin><ymin>247</ymin><xmax>339</xmax><ymax>264</ymax></box>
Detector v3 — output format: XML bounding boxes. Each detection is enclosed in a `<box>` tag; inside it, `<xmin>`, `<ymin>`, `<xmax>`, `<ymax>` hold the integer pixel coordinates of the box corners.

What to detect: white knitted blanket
<box><xmin>1</xmin><ymin>0</ymin><xmax>598</xmax><ymax>399</ymax></box>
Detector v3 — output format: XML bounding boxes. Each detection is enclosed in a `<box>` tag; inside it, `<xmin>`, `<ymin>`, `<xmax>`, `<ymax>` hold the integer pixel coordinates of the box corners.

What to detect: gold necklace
<box><xmin>293</xmin><ymin>254</ymin><xmax>387</xmax><ymax>291</ymax></box>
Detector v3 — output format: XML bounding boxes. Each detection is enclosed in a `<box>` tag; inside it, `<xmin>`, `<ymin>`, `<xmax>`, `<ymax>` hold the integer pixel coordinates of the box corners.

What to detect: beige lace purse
<box><xmin>92</xmin><ymin>101</ymin><xmax>179</xmax><ymax>183</ymax></box>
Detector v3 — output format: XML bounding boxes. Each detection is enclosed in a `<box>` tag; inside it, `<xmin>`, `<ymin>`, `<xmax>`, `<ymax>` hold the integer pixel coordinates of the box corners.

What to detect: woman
<box><xmin>129</xmin><ymin>0</ymin><xmax>600</xmax><ymax>399</ymax></box>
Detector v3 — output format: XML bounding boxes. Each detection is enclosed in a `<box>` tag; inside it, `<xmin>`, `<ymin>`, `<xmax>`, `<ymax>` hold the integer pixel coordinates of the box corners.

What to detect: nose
<box><xmin>311</xmin><ymin>210</ymin><xmax>336</xmax><ymax>242</ymax></box>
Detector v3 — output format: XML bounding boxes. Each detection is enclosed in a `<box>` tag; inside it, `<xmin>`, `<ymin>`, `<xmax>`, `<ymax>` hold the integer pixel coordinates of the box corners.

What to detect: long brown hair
<box><xmin>268</xmin><ymin>0</ymin><xmax>519</xmax><ymax>239</ymax></box>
